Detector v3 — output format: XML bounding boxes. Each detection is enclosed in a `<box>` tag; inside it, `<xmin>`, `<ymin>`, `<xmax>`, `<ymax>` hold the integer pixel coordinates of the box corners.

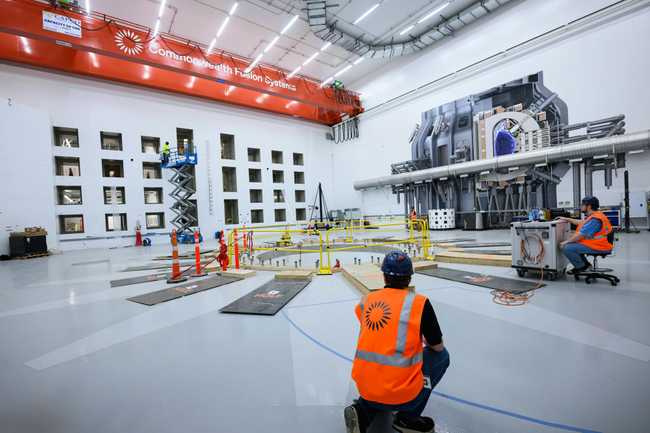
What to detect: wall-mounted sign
<box><xmin>42</xmin><ymin>11</ymin><xmax>81</xmax><ymax>38</ymax></box>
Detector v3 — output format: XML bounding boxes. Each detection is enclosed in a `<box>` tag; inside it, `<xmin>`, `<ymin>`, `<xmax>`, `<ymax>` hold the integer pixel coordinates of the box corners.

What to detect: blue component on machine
<box><xmin>494</xmin><ymin>129</ymin><xmax>517</xmax><ymax>156</ymax></box>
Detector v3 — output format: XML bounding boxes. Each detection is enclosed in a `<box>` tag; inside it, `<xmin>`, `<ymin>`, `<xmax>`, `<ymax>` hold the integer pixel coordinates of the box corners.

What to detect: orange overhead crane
<box><xmin>0</xmin><ymin>0</ymin><xmax>363</xmax><ymax>125</ymax></box>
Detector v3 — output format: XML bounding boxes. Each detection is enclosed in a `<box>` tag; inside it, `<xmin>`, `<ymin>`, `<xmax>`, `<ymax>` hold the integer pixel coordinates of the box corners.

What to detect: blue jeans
<box><xmin>358</xmin><ymin>347</ymin><xmax>450</xmax><ymax>423</ymax></box>
<box><xmin>562</xmin><ymin>242</ymin><xmax>604</xmax><ymax>268</ymax></box>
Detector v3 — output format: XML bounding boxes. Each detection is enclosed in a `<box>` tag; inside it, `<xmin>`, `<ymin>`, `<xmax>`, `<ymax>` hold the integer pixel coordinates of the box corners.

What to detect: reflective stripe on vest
<box><xmin>355</xmin><ymin>349</ymin><xmax>423</xmax><ymax>367</ymax></box>
<box><xmin>354</xmin><ymin>292</ymin><xmax>421</xmax><ymax>367</ymax></box>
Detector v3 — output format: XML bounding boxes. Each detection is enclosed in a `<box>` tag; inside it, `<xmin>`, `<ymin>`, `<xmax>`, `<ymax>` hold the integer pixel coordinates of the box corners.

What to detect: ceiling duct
<box><xmin>303</xmin><ymin>0</ymin><xmax>514</xmax><ymax>58</ymax></box>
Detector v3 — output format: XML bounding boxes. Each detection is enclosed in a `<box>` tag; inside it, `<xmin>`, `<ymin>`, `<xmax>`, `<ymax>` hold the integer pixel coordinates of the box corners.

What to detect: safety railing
<box><xmin>224</xmin><ymin>218</ymin><xmax>432</xmax><ymax>276</ymax></box>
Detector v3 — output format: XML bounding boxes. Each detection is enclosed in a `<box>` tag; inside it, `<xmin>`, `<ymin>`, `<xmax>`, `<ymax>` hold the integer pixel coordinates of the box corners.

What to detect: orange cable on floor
<box><xmin>491</xmin><ymin>233</ymin><xmax>545</xmax><ymax>306</ymax></box>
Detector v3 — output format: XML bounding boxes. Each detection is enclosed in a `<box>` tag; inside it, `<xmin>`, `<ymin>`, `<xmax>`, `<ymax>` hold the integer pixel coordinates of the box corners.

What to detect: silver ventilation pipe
<box><xmin>353</xmin><ymin>130</ymin><xmax>650</xmax><ymax>190</ymax></box>
<box><xmin>304</xmin><ymin>0</ymin><xmax>514</xmax><ymax>58</ymax></box>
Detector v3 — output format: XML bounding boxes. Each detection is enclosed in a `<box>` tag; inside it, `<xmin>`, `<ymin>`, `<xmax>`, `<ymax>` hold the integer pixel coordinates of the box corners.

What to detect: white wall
<box><xmin>0</xmin><ymin>63</ymin><xmax>331</xmax><ymax>253</ymax></box>
<box><xmin>331</xmin><ymin>0</ymin><xmax>650</xmax><ymax>213</ymax></box>
<box><xmin>0</xmin><ymin>102</ymin><xmax>57</xmax><ymax>253</ymax></box>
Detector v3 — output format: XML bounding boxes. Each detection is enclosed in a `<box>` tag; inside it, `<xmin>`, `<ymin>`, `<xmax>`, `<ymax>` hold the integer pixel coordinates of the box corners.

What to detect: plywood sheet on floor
<box><xmin>433</xmin><ymin>251</ymin><xmax>512</xmax><ymax>267</ymax></box>
<box><xmin>341</xmin><ymin>264</ymin><xmax>384</xmax><ymax>294</ymax></box>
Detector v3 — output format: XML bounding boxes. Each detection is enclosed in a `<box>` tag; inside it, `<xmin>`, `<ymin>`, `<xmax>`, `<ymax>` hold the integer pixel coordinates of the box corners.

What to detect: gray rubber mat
<box><xmin>121</xmin><ymin>258</ymin><xmax>212</xmax><ymax>272</ymax></box>
<box><xmin>454</xmin><ymin>249</ymin><xmax>511</xmax><ymax>255</ymax></box>
<box><xmin>450</xmin><ymin>242</ymin><xmax>511</xmax><ymax>248</ymax></box>
<box><xmin>128</xmin><ymin>275</ymin><xmax>240</xmax><ymax>306</ymax></box>
<box><xmin>430</xmin><ymin>238</ymin><xmax>476</xmax><ymax>243</ymax></box>
<box><xmin>417</xmin><ymin>267</ymin><xmax>543</xmax><ymax>294</ymax></box>
<box><xmin>220</xmin><ymin>279</ymin><xmax>311</xmax><ymax>315</ymax></box>
<box><xmin>110</xmin><ymin>273</ymin><xmax>168</xmax><ymax>288</ymax></box>
<box><xmin>71</xmin><ymin>259</ymin><xmax>110</xmax><ymax>266</ymax></box>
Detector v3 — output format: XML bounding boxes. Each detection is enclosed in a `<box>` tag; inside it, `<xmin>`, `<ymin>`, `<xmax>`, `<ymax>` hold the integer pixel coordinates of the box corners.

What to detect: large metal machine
<box><xmin>354</xmin><ymin>72</ymin><xmax>648</xmax><ymax>228</ymax></box>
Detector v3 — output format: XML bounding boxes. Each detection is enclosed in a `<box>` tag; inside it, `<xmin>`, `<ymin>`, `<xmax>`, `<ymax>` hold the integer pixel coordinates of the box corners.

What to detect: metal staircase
<box><xmin>163</xmin><ymin>149</ymin><xmax>198</xmax><ymax>235</ymax></box>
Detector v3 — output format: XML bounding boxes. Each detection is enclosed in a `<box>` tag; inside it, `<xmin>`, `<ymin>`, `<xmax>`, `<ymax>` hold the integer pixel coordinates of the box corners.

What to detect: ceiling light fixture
<box><xmin>287</xmin><ymin>66</ymin><xmax>301</xmax><ymax>79</ymax></box>
<box><xmin>353</xmin><ymin>3</ymin><xmax>379</xmax><ymax>25</ymax></box>
<box><xmin>153</xmin><ymin>18</ymin><xmax>161</xmax><ymax>36</ymax></box>
<box><xmin>399</xmin><ymin>24</ymin><xmax>415</xmax><ymax>36</ymax></box>
<box><xmin>334</xmin><ymin>64</ymin><xmax>352</xmax><ymax>77</ymax></box>
<box><xmin>85</xmin><ymin>0</ymin><xmax>91</xmax><ymax>14</ymax></box>
<box><xmin>353</xmin><ymin>56</ymin><xmax>365</xmax><ymax>65</ymax></box>
<box><xmin>206</xmin><ymin>2</ymin><xmax>238</xmax><ymax>54</ymax></box>
<box><xmin>320</xmin><ymin>76</ymin><xmax>334</xmax><ymax>88</ymax></box>
<box><xmin>264</xmin><ymin>35</ymin><xmax>280</xmax><ymax>53</ymax></box>
<box><xmin>207</xmin><ymin>38</ymin><xmax>217</xmax><ymax>54</ymax></box>
<box><xmin>302</xmin><ymin>52</ymin><xmax>319</xmax><ymax>66</ymax></box>
<box><xmin>217</xmin><ymin>16</ymin><xmax>230</xmax><ymax>37</ymax></box>
<box><xmin>158</xmin><ymin>0</ymin><xmax>167</xmax><ymax>18</ymax></box>
<box><xmin>320</xmin><ymin>41</ymin><xmax>332</xmax><ymax>51</ymax></box>
<box><xmin>245</xmin><ymin>53</ymin><xmax>264</xmax><ymax>73</ymax></box>
<box><xmin>280</xmin><ymin>15</ymin><xmax>299</xmax><ymax>34</ymax></box>
<box><xmin>417</xmin><ymin>1</ymin><xmax>450</xmax><ymax>24</ymax></box>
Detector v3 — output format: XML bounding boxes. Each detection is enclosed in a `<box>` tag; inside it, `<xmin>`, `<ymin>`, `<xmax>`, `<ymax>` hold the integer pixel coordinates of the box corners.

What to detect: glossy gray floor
<box><xmin>1</xmin><ymin>230</ymin><xmax>650</xmax><ymax>433</ymax></box>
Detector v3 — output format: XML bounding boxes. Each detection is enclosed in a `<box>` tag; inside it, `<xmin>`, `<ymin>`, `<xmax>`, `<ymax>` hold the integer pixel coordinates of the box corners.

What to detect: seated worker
<box><xmin>344</xmin><ymin>251</ymin><xmax>450</xmax><ymax>433</ymax></box>
<box><xmin>558</xmin><ymin>196</ymin><xmax>613</xmax><ymax>274</ymax></box>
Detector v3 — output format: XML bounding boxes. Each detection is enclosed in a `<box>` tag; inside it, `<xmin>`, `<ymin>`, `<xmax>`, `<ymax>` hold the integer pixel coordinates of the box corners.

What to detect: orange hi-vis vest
<box><xmin>352</xmin><ymin>288</ymin><xmax>427</xmax><ymax>405</ymax></box>
<box><xmin>576</xmin><ymin>211</ymin><xmax>613</xmax><ymax>251</ymax></box>
<box><xmin>410</xmin><ymin>210</ymin><xmax>417</xmax><ymax>220</ymax></box>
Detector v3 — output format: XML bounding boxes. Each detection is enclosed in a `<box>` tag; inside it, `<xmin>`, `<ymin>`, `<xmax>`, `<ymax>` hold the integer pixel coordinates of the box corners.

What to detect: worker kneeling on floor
<box><xmin>344</xmin><ymin>251</ymin><xmax>450</xmax><ymax>433</ymax></box>
<box><xmin>558</xmin><ymin>196</ymin><xmax>613</xmax><ymax>274</ymax></box>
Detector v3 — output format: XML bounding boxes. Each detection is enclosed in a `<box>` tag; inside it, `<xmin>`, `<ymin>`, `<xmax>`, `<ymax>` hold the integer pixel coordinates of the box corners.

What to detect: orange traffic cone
<box><xmin>167</xmin><ymin>229</ymin><xmax>188</xmax><ymax>284</ymax></box>
<box><xmin>192</xmin><ymin>231</ymin><xmax>207</xmax><ymax>277</ymax></box>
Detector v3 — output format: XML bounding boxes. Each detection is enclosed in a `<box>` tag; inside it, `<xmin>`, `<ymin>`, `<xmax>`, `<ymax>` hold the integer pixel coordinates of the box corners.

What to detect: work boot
<box><xmin>344</xmin><ymin>403</ymin><xmax>368</xmax><ymax>433</ymax></box>
<box><xmin>568</xmin><ymin>263</ymin><xmax>592</xmax><ymax>275</ymax></box>
<box><xmin>393</xmin><ymin>414</ymin><xmax>435</xmax><ymax>433</ymax></box>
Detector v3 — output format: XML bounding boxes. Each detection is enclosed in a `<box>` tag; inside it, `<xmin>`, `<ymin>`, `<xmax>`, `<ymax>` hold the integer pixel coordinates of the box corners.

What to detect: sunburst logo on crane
<box><xmin>114</xmin><ymin>29</ymin><xmax>144</xmax><ymax>56</ymax></box>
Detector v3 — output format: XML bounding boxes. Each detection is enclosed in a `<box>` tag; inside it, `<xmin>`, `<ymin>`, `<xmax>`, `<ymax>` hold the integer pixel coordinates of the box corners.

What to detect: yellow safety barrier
<box><xmin>224</xmin><ymin>216</ymin><xmax>433</xmax><ymax>275</ymax></box>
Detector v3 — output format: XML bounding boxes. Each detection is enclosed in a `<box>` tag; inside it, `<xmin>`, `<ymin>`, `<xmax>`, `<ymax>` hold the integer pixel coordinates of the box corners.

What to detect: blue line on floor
<box><xmin>281</xmin><ymin>310</ymin><xmax>602</xmax><ymax>433</ymax></box>
<box><xmin>287</xmin><ymin>298</ymin><xmax>359</xmax><ymax>310</ymax></box>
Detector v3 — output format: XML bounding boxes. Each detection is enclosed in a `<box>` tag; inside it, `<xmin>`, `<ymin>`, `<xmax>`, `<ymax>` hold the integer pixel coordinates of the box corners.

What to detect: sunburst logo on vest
<box><xmin>114</xmin><ymin>29</ymin><xmax>144</xmax><ymax>56</ymax></box>
<box><xmin>364</xmin><ymin>301</ymin><xmax>392</xmax><ymax>331</ymax></box>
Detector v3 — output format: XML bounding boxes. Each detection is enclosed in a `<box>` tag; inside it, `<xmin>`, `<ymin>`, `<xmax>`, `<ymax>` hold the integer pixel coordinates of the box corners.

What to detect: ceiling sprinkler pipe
<box><xmin>353</xmin><ymin>130</ymin><xmax>650</xmax><ymax>190</ymax></box>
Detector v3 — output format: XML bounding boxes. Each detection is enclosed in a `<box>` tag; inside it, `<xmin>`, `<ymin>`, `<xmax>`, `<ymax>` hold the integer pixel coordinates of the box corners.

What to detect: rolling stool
<box><xmin>574</xmin><ymin>253</ymin><xmax>620</xmax><ymax>286</ymax></box>
<box><xmin>574</xmin><ymin>232</ymin><xmax>619</xmax><ymax>286</ymax></box>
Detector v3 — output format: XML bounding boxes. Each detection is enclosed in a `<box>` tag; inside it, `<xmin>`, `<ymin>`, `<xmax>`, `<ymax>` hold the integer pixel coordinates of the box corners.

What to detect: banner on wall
<box><xmin>0</xmin><ymin>0</ymin><xmax>362</xmax><ymax>125</ymax></box>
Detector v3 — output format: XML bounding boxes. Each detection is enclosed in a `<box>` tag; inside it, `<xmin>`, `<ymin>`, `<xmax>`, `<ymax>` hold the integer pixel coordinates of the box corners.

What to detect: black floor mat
<box><xmin>220</xmin><ymin>279</ymin><xmax>311</xmax><ymax>315</ymax></box>
<box><xmin>110</xmin><ymin>273</ymin><xmax>168</xmax><ymax>288</ymax></box>
<box><xmin>127</xmin><ymin>275</ymin><xmax>240</xmax><ymax>306</ymax></box>
<box><xmin>417</xmin><ymin>267</ymin><xmax>542</xmax><ymax>294</ymax></box>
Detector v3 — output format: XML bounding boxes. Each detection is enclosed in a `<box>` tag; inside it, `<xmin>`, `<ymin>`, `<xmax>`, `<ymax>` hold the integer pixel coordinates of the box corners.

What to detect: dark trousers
<box><xmin>358</xmin><ymin>347</ymin><xmax>450</xmax><ymax>424</ymax></box>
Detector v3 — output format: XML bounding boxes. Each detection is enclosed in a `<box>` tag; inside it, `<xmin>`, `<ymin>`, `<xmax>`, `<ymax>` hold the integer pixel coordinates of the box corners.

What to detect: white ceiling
<box><xmin>90</xmin><ymin>0</ymin><xmax>481</xmax><ymax>88</ymax></box>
